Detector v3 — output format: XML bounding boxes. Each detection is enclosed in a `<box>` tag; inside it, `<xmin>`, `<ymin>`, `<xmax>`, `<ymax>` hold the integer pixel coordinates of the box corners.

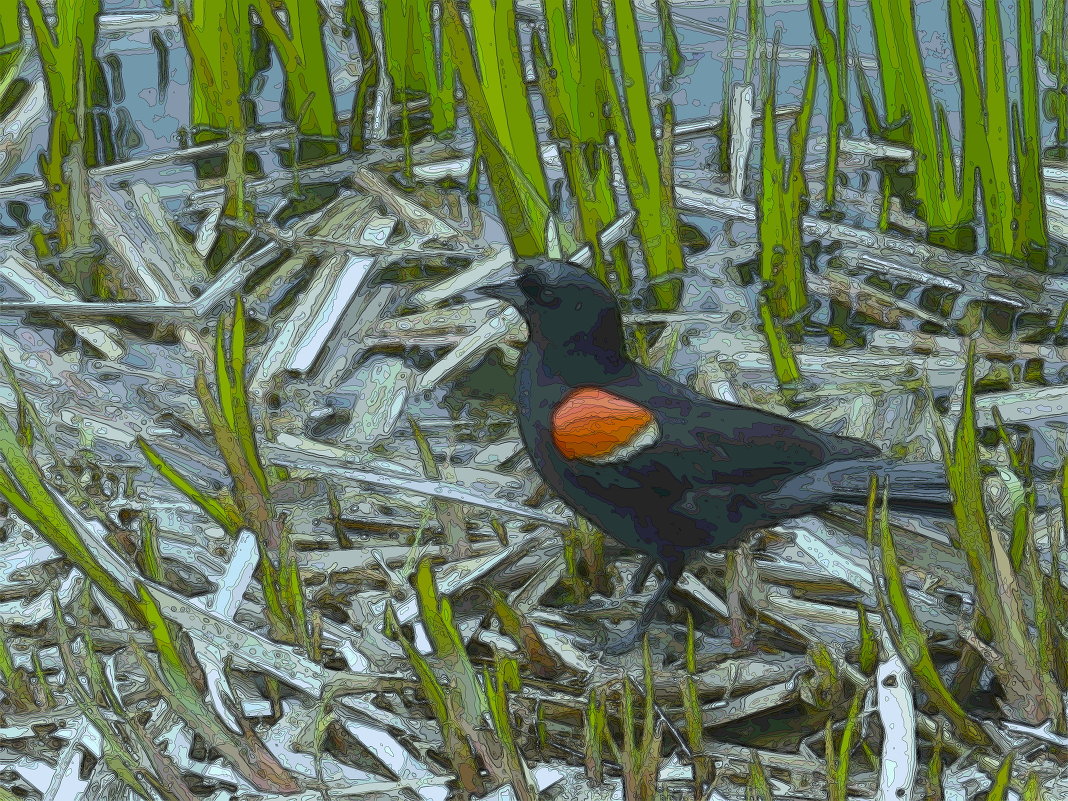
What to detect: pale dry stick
<box><xmin>728</xmin><ymin>82</ymin><xmax>755</xmax><ymax>199</ymax></box>
<box><xmin>263</xmin><ymin>432</ymin><xmax>569</xmax><ymax>525</ymax></box>
<box><xmin>873</xmin><ymin>653</ymin><xmax>918</xmax><ymax>801</ymax></box>
<box><xmin>249</xmin><ymin>219</ymin><xmax>395</xmax><ymax>396</ymax></box>
<box><xmin>0</xmin><ymin>249</ymin><xmax>126</xmax><ymax>358</ymax></box>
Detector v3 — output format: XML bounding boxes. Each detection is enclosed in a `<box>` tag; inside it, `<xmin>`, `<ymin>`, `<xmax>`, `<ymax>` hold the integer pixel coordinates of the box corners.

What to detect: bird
<box><xmin>477</xmin><ymin>257</ymin><xmax>960</xmax><ymax>655</ymax></box>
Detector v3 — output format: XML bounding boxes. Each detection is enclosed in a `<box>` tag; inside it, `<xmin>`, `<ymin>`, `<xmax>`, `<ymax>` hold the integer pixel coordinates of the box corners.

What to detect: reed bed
<box><xmin>2</xmin><ymin>2</ymin><xmax>1068</xmax><ymax>800</ymax></box>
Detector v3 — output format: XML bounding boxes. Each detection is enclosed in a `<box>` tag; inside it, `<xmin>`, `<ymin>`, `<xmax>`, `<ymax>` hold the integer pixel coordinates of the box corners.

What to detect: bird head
<box><xmin>477</xmin><ymin>259</ymin><xmax>625</xmax><ymax>356</ymax></box>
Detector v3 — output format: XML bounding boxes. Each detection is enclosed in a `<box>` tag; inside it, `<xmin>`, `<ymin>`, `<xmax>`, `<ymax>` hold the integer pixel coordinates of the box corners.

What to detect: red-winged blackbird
<box><xmin>479</xmin><ymin>258</ymin><xmax>957</xmax><ymax>654</ymax></box>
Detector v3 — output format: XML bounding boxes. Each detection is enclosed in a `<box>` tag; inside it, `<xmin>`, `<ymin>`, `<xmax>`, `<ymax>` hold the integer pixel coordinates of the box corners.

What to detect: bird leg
<box><xmin>627</xmin><ymin>554</ymin><xmax>657</xmax><ymax>594</ymax></box>
<box><xmin>599</xmin><ymin>560</ymin><xmax>685</xmax><ymax>656</ymax></box>
<box><xmin>564</xmin><ymin>554</ymin><xmax>658</xmax><ymax>619</ymax></box>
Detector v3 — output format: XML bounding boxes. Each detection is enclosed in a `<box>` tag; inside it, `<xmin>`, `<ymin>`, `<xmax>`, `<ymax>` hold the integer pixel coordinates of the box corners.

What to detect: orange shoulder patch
<box><xmin>551</xmin><ymin>387</ymin><xmax>656</xmax><ymax>461</ymax></box>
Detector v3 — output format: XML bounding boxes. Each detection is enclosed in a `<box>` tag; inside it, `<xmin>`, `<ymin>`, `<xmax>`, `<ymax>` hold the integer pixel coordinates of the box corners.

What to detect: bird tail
<box><xmin>766</xmin><ymin>458</ymin><xmax>952</xmax><ymax>517</ymax></box>
<box><xmin>828</xmin><ymin>459</ymin><xmax>954</xmax><ymax>514</ymax></box>
<box><xmin>768</xmin><ymin>457</ymin><xmax>1058</xmax><ymax>516</ymax></box>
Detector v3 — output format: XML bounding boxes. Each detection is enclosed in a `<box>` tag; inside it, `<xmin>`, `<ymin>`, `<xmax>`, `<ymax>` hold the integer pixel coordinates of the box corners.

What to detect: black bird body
<box><xmin>515</xmin><ymin>346</ymin><xmax>875</xmax><ymax>566</ymax></box>
<box><xmin>480</xmin><ymin>258</ymin><xmax>950</xmax><ymax>652</ymax></box>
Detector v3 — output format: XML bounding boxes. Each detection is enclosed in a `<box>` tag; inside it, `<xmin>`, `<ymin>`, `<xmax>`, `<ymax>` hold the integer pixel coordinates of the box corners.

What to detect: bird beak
<box><xmin>476</xmin><ymin>281</ymin><xmax>525</xmax><ymax>306</ymax></box>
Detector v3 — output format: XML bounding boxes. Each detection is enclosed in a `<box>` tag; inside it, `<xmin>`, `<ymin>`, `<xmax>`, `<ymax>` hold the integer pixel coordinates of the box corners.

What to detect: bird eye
<box><xmin>518</xmin><ymin>274</ymin><xmax>541</xmax><ymax>297</ymax></box>
<box><xmin>537</xmin><ymin>288</ymin><xmax>560</xmax><ymax>307</ymax></box>
<box><xmin>519</xmin><ymin>274</ymin><xmax>561</xmax><ymax>307</ymax></box>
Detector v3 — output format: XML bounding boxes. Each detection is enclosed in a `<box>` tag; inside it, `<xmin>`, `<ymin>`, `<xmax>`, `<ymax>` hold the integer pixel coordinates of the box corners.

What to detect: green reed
<box><xmin>758</xmin><ymin>43</ymin><xmax>816</xmax><ymax>323</ymax></box>
<box><xmin>948</xmin><ymin>0</ymin><xmax>1047</xmax><ymax>265</ymax></box>
<box><xmin>867</xmin><ymin>0</ymin><xmax>973</xmax><ymax>250</ymax></box>
<box><xmin>441</xmin><ymin>0</ymin><xmax>551</xmax><ymax>257</ymax></box>
<box><xmin>381</xmin><ymin>0</ymin><xmax>456</xmax><ymax>137</ymax></box>
<box><xmin>808</xmin><ymin>0</ymin><xmax>848</xmax><ymax>211</ymax></box>
<box><xmin>253</xmin><ymin>0</ymin><xmax>340</xmax><ymax>161</ymax></box>
<box><xmin>533</xmin><ymin>0</ymin><xmax>624</xmax><ymax>288</ymax></box>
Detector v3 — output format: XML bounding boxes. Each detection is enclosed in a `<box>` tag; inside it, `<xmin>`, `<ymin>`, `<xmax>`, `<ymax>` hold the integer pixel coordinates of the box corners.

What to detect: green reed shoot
<box><xmin>128</xmin><ymin>584</ymin><xmax>300</xmax><ymax>791</ymax></box>
<box><xmin>0</xmin><ymin>4</ymin><xmax>26</xmax><ymax>115</ymax></box>
<box><xmin>409</xmin><ymin>416</ymin><xmax>470</xmax><ymax>558</ymax></box>
<box><xmin>562</xmin><ymin>517</ymin><xmax>611</xmax><ymax>605</ymax></box>
<box><xmin>178</xmin><ymin>0</ymin><xmax>256</xmax><ymax>257</ymax></box>
<box><xmin>948</xmin><ymin>0</ymin><xmax>1047</xmax><ymax>264</ymax></box>
<box><xmin>441</xmin><ymin>0</ymin><xmax>550</xmax><ymax>257</ymax></box>
<box><xmin>380</xmin><ymin>0</ymin><xmax>456</xmax><ymax>136</ymax></box>
<box><xmin>139</xmin><ymin>299</ymin><xmax>310</xmax><ymax>648</ymax></box>
<box><xmin>252</xmin><ymin>0</ymin><xmax>340</xmax><ymax>161</ymax></box>
<box><xmin>931</xmin><ymin>341</ymin><xmax>1063</xmax><ymax>727</ymax></box>
<box><xmin>179</xmin><ymin>0</ymin><xmax>254</xmax><ymax>146</ymax></box>
<box><xmin>584</xmin><ymin>686</ymin><xmax>607</xmax><ymax>784</ymax></box>
<box><xmin>490</xmin><ymin>588</ymin><xmax>564</xmax><ymax>679</ymax></box>
<box><xmin>1023</xmin><ymin>772</ymin><xmax>1044</xmax><ymax>801</ymax></box>
<box><xmin>656</xmin><ymin>0</ymin><xmax>684</xmax><ymax>87</ymax></box>
<box><xmin>54</xmin><ymin>602</ymin><xmax>201</xmax><ymax>801</ymax></box>
<box><xmin>926</xmin><ymin>725</ymin><xmax>944</xmax><ymax>801</ymax></box>
<box><xmin>608</xmin><ymin>0</ymin><xmax>685</xmax><ymax>310</ymax></box>
<box><xmin>759</xmin><ymin>293</ymin><xmax>802</xmax><ymax>387</ymax></box>
<box><xmin>808</xmin><ymin>0</ymin><xmax>848</xmax><ymax>211</ymax></box>
<box><xmin>985</xmin><ymin>753</ymin><xmax>1014</xmax><ymax>801</ymax></box>
<box><xmin>622</xmin><ymin>667</ymin><xmax>664</xmax><ymax>800</ymax></box>
<box><xmin>0</xmin><ymin>625</ymin><xmax>35</xmax><ymax>713</ymax></box>
<box><xmin>30</xmin><ymin>649</ymin><xmax>54</xmax><ymax>709</ymax></box>
<box><xmin>993</xmin><ymin>408</ymin><xmax>1068</xmax><ymax>730</ymax></box>
<box><xmin>534</xmin><ymin>0</ymin><xmax>624</xmax><ymax>288</ymax></box>
<box><xmin>585</xmin><ymin>638</ymin><xmax>664</xmax><ymax>801</ymax></box>
<box><xmin>714</xmin><ymin>0</ymin><xmax>743</xmax><ymax>175</ymax></box>
<box><xmin>682</xmin><ymin>613</ymin><xmax>712</xmax><ymax>799</ymax></box>
<box><xmin>746</xmin><ymin>750</ymin><xmax>772</xmax><ymax>801</ymax></box>
<box><xmin>343</xmin><ymin>0</ymin><xmax>379</xmax><ymax>152</ymax></box>
<box><xmin>758</xmin><ymin>42</ymin><xmax>816</xmax><ymax>323</ymax></box>
<box><xmin>746</xmin><ymin>0</ymin><xmax>766</xmax><ymax>99</ymax></box>
<box><xmin>385</xmin><ymin>557</ymin><xmax>539</xmax><ymax>800</ymax></box>
<box><xmin>868</xmin><ymin>477</ymin><xmax>990</xmax><ymax>745</ymax></box>
<box><xmin>21</xmin><ymin>0</ymin><xmax>106</xmax><ymax>289</ymax></box>
<box><xmin>827</xmin><ymin>683</ymin><xmax>865</xmax><ymax>801</ymax></box>
<box><xmin>867</xmin><ymin>0</ymin><xmax>973</xmax><ymax>249</ymax></box>
<box><xmin>1042</xmin><ymin>0</ymin><xmax>1068</xmax><ymax>151</ymax></box>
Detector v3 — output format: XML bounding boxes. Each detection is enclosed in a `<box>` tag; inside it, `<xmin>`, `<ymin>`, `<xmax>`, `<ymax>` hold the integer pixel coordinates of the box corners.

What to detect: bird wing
<box><xmin>604</xmin><ymin>363</ymin><xmax>880</xmax><ymax>479</ymax></box>
<box><xmin>543</xmin><ymin>364</ymin><xmax>880</xmax><ymax>548</ymax></box>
